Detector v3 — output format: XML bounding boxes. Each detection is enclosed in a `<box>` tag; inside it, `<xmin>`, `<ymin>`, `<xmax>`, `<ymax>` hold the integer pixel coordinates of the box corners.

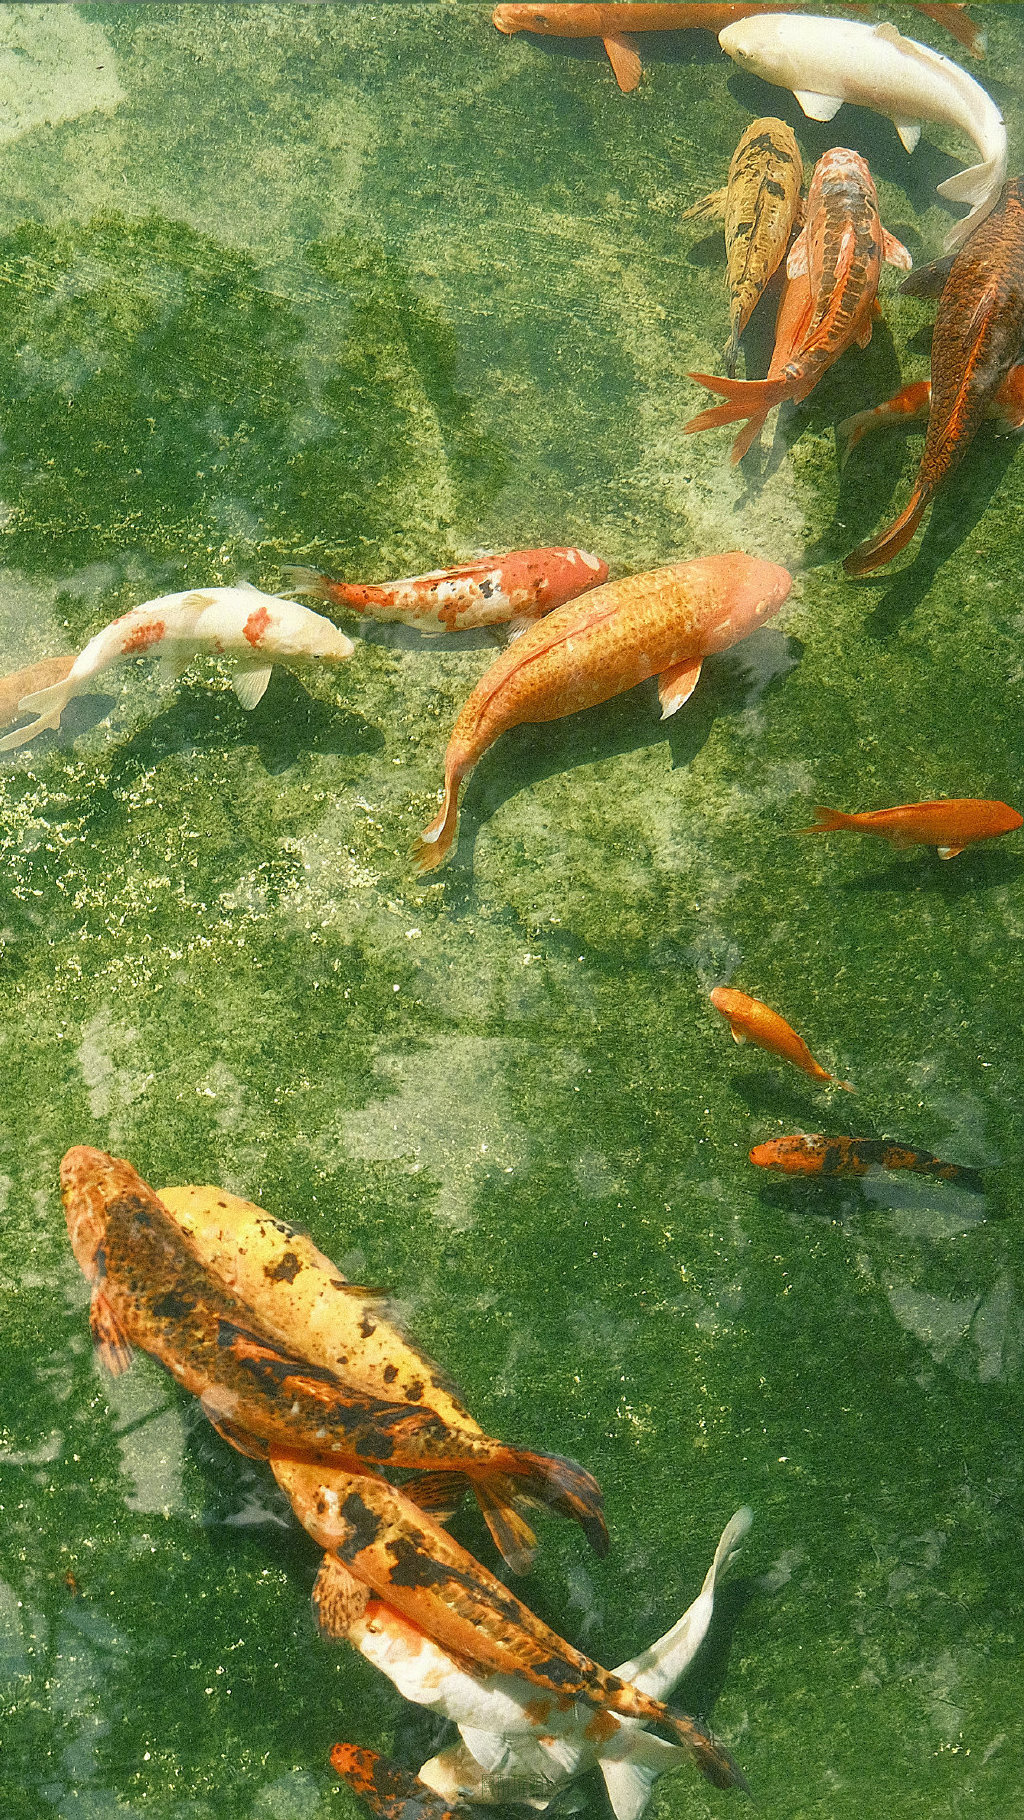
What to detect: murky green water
<box><xmin>1</xmin><ymin>2</ymin><xmax>1023</xmax><ymax>1815</ymax></box>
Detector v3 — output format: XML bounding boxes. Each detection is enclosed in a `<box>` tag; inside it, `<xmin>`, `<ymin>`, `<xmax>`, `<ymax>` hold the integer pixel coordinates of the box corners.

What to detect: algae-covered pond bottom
<box><xmin>1</xmin><ymin>4</ymin><xmax>1023</xmax><ymax>1817</ymax></box>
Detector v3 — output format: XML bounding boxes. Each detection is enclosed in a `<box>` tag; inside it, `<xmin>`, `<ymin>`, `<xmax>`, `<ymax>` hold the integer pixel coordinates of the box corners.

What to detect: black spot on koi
<box><xmin>151</xmin><ymin>1289</ymin><xmax>194</xmax><ymax>1321</ymax></box>
<box><xmin>265</xmin><ymin>1250</ymin><xmax>303</xmax><ymax>1284</ymax></box>
<box><xmin>334</xmin><ymin>1491</ymin><xmax>384</xmax><ymax>1559</ymax></box>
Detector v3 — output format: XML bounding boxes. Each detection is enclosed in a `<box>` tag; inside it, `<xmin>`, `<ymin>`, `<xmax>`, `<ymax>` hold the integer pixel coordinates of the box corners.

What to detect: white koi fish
<box><xmin>0</xmin><ymin>584</ymin><xmax>355</xmax><ymax>751</ymax></box>
<box><xmin>319</xmin><ymin>1508</ymin><xmax>752</xmax><ymax>1820</ymax></box>
<box><xmin>718</xmin><ymin>16</ymin><xmax>1005</xmax><ymax>250</ymax></box>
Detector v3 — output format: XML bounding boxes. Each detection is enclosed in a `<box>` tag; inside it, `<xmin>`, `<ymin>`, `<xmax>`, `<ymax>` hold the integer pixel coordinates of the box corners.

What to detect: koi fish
<box><xmin>686</xmin><ymin>260</ymin><xmax>814</xmax><ymax>464</ymax></box>
<box><xmin>0</xmin><ymin>585</ymin><xmax>354</xmax><ymax>752</ymax></box>
<box><xmin>915</xmin><ymin>5</ymin><xmax>984</xmax><ymax>60</ymax></box>
<box><xmin>413</xmin><ymin>552</ymin><xmax>791</xmax><ymax>872</ymax></box>
<box><xmin>272</xmin><ymin>1455</ymin><xmax>746</xmax><ymax>1791</ymax></box>
<box><xmin>60</xmin><ymin>1150</ymin><xmax>606</xmax><ymax>1544</ymax></box>
<box><xmin>324</xmin><ymin>1507</ymin><xmax>752</xmax><ymax>1819</ymax></box>
<box><xmin>156</xmin><ymin>1182</ymin><xmax>591</xmax><ymax>1571</ymax></box>
<box><xmin>686</xmin><ymin>149</ymin><xmax>911</xmax><ymax>445</ymax></box>
<box><xmin>683</xmin><ymin>118</ymin><xmax>803</xmax><ymax>376</ymax></box>
<box><xmin>798</xmin><ymin>799</ymin><xmax>1023</xmax><ymax>858</ymax></box>
<box><xmin>844</xmin><ymin>178</ymin><xmax>1024</xmax><ymax>574</ymax></box>
<box><xmin>837</xmin><ymin>366</ymin><xmax>1024</xmax><ymax>463</ymax></box>
<box><xmin>492</xmin><ymin>5</ymin><xmax>813</xmax><ymax>93</ymax></box>
<box><xmin>287</xmin><ymin>549</ymin><xmax>609</xmax><ymax>637</ymax></box>
<box><xmin>709</xmin><ymin>987</ymin><xmax>853</xmax><ymax>1090</ymax></box>
<box><xmin>749</xmin><ymin>1133</ymin><xmax>984</xmax><ymax>1189</ymax></box>
<box><xmin>718</xmin><ymin>17</ymin><xmax>1005</xmax><ymax>250</ymax></box>
<box><xmin>0</xmin><ymin>654</ymin><xmax>75</xmax><ymax>733</ymax></box>
<box><xmin>331</xmin><ymin>1746</ymin><xmax>468</xmax><ymax>1820</ymax></box>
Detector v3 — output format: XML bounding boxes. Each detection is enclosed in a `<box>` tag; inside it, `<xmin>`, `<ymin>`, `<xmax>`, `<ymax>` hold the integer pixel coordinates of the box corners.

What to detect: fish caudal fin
<box><xmin>796</xmin><ymin>806</ymin><xmax>859</xmax><ymax>836</ymax></box>
<box><xmin>685</xmin><ymin>371</ymin><xmax>791</xmax><ymax>436</ymax></box>
<box><xmin>498</xmin><ymin>1449</ymin><xmax>608</xmax><ymax>1558</ymax></box>
<box><xmin>937</xmin><ymin>159</ymin><xmax>1005</xmax><ymax>251</ymax></box>
<box><xmin>280</xmin><ymin>564</ymin><xmax>332</xmax><ymax>599</ymax></box>
<box><xmin>0</xmin><ymin>677</ymin><xmax>75</xmax><ymax>752</ymax></box>
<box><xmin>472</xmin><ymin>1476</ymin><xmax>539</xmax><ymax>1574</ymax></box>
<box><xmin>661</xmin><ymin>1713</ymin><xmax>748</xmax><ymax>1792</ymax></box>
<box><xmin>413</xmin><ymin>760</ymin><xmax>468</xmax><ymax>874</ymax></box>
<box><xmin>843</xmin><ymin>487</ymin><xmax>929</xmax><ymax>575</ymax></box>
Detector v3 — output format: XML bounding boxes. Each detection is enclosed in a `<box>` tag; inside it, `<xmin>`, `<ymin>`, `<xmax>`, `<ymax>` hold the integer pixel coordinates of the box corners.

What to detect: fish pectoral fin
<box><xmin>892</xmin><ymin>118</ymin><xmax>921</xmax><ymax>153</ymax></box>
<box><xmin>786</xmin><ymin>230</ymin><xmax>809</xmax><ymax>279</ymax></box>
<box><xmin>312</xmin><ymin>1552</ymin><xmax>369</xmax><ymax>1639</ymax></box>
<box><xmin>506</xmin><ymin>614</ymin><xmax>537</xmax><ymax>642</ymax></box>
<box><xmin>937</xmin><ymin>845</ymin><xmax>965</xmax><ymax>860</ymax></box>
<box><xmin>854</xmin><ymin>315</ymin><xmax>874</xmax><ymax>350</ymax></box>
<box><xmin>156</xmin><ymin>648</ymin><xmax>193</xmax><ymax>685</ymax></box>
<box><xmin>792</xmin><ymin>89</ymin><xmax>843</xmax><ymax>123</ymax></box>
<box><xmin>681</xmin><ymin>186</ymin><xmax>728</xmax><ymax>224</ymax></box>
<box><xmin>601</xmin><ymin>1746</ymin><xmax>681</xmax><ymax>1820</ymax></box>
<box><xmin>89</xmin><ymin>1289</ymin><xmax>134</xmax><ymax>1377</ymax></box>
<box><xmin>881</xmin><ymin>229</ymin><xmax>914</xmax><ymax>271</ymax></box>
<box><xmin>602</xmin><ymin>32</ymin><xmax>643</xmax><ymax>92</ymax></box>
<box><xmin>460</xmin><ymin>1728</ymin><xmax>512</xmax><ymax>1775</ymax></box>
<box><xmin>657</xmin><ymin>657</ymin><xmax>703</xmax><ymax>720</ymax></box>
<box><xmin>232</xmin><ymin>663</ymin><xmax>274</xmax><ymax>710</ymax></box>
<box><xmin>729</xmin><ymin>1028</ymin><xmax>746</xmax><ymax>1045</ymax></box>
<box><xmin>205</xmin><ymin>1414</ymin><xmax>271</xmax><ymax>1461</ymax></box>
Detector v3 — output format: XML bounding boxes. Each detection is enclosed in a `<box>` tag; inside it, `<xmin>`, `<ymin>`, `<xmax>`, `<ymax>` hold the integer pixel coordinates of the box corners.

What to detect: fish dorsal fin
<box><xmin>232</xmin><ymin>663</ymin><xmax>273</xmax><ymax>710</ymax></box>
<box><xmin>603</xmin><ymin>32</ymin><xmax>643</xmax><ymax>92</ymax></box>
<box><xmin>89</xmin><ymin>1288</ymin><xmax>134</xmax><ymax>1376</ymax></box>
<box><xmin>892</xmin><ymin>119</ymin><xmax>922</xmax><ymax>153</ymax></box>
<box><xmin>312</xmin><ymin>1552</ymin><xmax>369</xmax><ymax>1639</ymax></box>
<box><xmin>235</xmin><ymin>579</ymin><xmax>263</xmax><ymax>594</ymax></box>
<box><xmin>657</xmin><ymin>657</ymin><xmax>703</xmax><ymax>720</ymax></box>
<box><xmin>872</xmin><ymin>21</ymin><xmax>907</xmax><ymax>47</ymax></box>
<box><xmin>881</xmin><ymin>229</ymin><xmax>914</xmax><ymax>271</ymax></box>
<box><xmin>793</xmin><ymin>89</ymin><xmax>843</xmax><ymax>123</ymax></box>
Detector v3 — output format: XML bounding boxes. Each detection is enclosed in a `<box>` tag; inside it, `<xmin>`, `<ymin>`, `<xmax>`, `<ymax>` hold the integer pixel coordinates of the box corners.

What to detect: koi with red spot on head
<box><xmin>286</xmin><ymin>547</ymin><xmax>608</xmax><ymax>636</ymax></box>
<box><xmin>709</xmin><ymin>987</ymin><xmax>853</xmax><ymax>1090</ymax></box>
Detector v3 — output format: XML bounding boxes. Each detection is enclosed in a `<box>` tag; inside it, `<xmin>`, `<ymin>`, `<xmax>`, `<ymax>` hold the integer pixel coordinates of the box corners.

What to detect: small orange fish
<box><xmin>0</xmin><ymin>655</ymin><xmax>74</xmax><ymax>731</ymax></box>
<box><xmin>838</xmin><ymin>366</ymin><xmax>1024</xmax><ymax>462</ymax></box>
<box><xmin>274</xmin><ymin>1456</ymin><xmax>745</xmax><ymax>1790</ymax></box>
<box><xmin>709</xmin><ymin>987</ymin><xmax>853</xmax><ymax>1090</ymax></box>
<box><xmin>331</xmin><ymin>1745</ymin><xmax>467</xmax><ymax>1820</ymax></box>
<box><xmin>287</xmin><ymin>547</ymin><xmax>608</xmax><ymax>636</ymax></box>
<box><xmin>749</xmin><ymin>1133</ymin><xmax>983</xmax><ymax>1189</ymax></box>
<box><xmin>914</xmin><ymin>5</ymin><xmax>984</xmax><ymax>59</ymax></box>
<box><xmin>799</xmin><ymin>799</ymin><xmax>1023</xmax><ymax>859</ymax></box>
<box><xmin>414</xmin><ymin>552</ymin><xmax>791</xmax><ymax>871</ymax></box>
<box><xmin>687</xmin><ymin>149</ymin><xmax>911</xmax><ymax>447</ymax></box>
<box><xmin>492</xmin><ymin>5</ymin><xmax>813</xmax><ymax>91</ymax></box>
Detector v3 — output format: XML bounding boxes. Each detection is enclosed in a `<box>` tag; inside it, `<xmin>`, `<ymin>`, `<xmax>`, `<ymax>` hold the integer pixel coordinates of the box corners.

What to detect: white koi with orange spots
<box><xmin>0</xmin><ymin>583</ymin><xmax>354</xmax><ymax>751</ymax></box>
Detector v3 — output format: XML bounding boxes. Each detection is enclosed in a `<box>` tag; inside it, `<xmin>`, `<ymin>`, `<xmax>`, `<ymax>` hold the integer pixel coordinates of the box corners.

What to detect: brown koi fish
<box><xmin>845</xmin><ymin>177</ymin><xmax>1024</xmax><ymax>575</ymax></box>
<box><xmin>750</xmin><ymin>1133</ymin><xmax>984</xmax><ymax>1189</ymax></box>
<box><xmin>273</xmin><ymin>1456</ymin><xmax>745</xmax><ymax>1791</ymax></box>
<box><xmin>0</xmin><ymin>655</ymin><xmax>75</xmax><ymax>731</ymax></box>
<box><xmin>331</xmin><ymin>1745</ymin><xmax>467</xmax><ymax>1820</ymax></box>
<box><xmin>287</xmin><ymin>548</ymin><xmax>609</xmax><ymax>637</ymax></box>
<box><xmin>61</xmin><ymin>1149</ymin><xmax>606</xmax><ymax>1549</ymax></box>
<box><xmin>798</xmin><ymin>799</ymin><xmax>1023</xmax><ymax>859</ymax></box>
<box><xmin>414</xmin><ymin>552</ymin><xmax>791</xmax><ymax>871</ymax></box>
<box><xmin>157</xmin><ymin>1182</ymin><xmax>585</xmax><ymax>1571</ymax></box>
<box><xmin>683</xmin><ymin>118</ymin><xmax>803</xmax><ymax>376</ymax></box>
<box><xmin>686</xmin><ymin>148</ymin><xmax>911</xmax><ymax>446</ymax></box>
<box><xmin>709</xmin><ymin>987</ymin><xmax>853</xmax><ymax>1090</ymax></box>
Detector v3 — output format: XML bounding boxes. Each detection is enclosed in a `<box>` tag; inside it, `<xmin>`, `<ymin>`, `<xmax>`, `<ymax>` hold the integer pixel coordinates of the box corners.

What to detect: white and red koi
<box><xmin>0</xmin><ymin>584</ymin><xmax>354</xmax><ymax>751</ymax></box>
<box><xmin>686</xmin><ymin>149</ymin><xmax>911</xmax><ymax>447</ymax></box>
<box><xmin>288</xmin><ymin>548</ymin><xmax>608</xmax><ymax>636</ymax></box>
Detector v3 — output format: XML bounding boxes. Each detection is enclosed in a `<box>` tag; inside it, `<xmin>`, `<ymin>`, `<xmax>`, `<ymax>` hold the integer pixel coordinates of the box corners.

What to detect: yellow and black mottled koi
<box><xmin>846</xmin><ymin>177</ymin><xmax>1024</xmax><ymax>573</ymax></box>
<box><xmin>330</xmin><ymin>1744</ymin><xmax>467</xmax><ymax>1820</ymax></box>
<box><xmin>749</xmin><ymin>1134</ymin><xmax>984</xmax><ymax>1190</ymax></box>
<box><xmin>684</xmin><ymin>117</ymin><xmax>802</xmax><ymax>375</ymax></box>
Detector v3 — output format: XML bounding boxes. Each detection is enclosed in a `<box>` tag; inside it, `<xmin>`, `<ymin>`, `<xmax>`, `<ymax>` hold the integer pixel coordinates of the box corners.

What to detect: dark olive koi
<box><xmin>749</xmin><ymin>1134</ymin><xmax>984</xmax><ymax>1190</ymax></box>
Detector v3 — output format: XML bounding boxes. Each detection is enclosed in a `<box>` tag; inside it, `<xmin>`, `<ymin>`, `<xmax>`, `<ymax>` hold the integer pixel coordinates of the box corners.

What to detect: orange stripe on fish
<box><xmin>710</xmin><ymin>987</ymin><xmax>853</xmax><ymax>1090</ymax></box>
<box><xmin>749</xmin><ymin>1133</ymin><xmax>984</xmax><ymax>1188</ymax></box>
<box><xmin>286</xmin><ymin>548</ymin><xmax>608</xmax><ymax>635</ymax></box>
<box><xmin>798</xmin><ymin>799</ymin><xmax>1022</xmax><ymax>858</ymax></box>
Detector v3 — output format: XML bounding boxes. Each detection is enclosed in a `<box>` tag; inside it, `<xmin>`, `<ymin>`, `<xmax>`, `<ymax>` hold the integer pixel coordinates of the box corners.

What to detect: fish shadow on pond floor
<box><xmin>839</xmin><ymin>846</ymin><xmax>1024</xmax><ymax>899</ymax></box>
<box><xmin>728</xmin><ymin>1067</ymin><xmax>843</xmax><ymax>1125</ymax></box>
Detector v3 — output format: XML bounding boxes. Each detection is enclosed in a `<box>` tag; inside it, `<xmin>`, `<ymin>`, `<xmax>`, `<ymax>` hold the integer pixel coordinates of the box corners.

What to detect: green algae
<box><xmin>1</xmin><ymin>4</ymin><xmax>1024</xmax><ymax>1817</ymax></box>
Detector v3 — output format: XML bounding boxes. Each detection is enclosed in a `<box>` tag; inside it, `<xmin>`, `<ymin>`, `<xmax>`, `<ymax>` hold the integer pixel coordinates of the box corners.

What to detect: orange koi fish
<box><xmin>61</xmin><ymin>1149</ymin><xmax>606</xmax><ymax>1546</ymax></box>
<box><xmin>845</xmin><ymin>178</ymin><xmax>1024</xmax><ymax>574</ymax></box>
<box><xmin>0</xmin><ymin>655</ymin><xmax>74</xmax><ymax>732</ymax></box>
<box><xmin>287</xmin><ymin>548</ymin><xmax>608</xmax><ymax>637</ymax></box>
<box><xmin>749</xmin><ymin>1133</ymin><xmax>983</xmax><ymax>1189</ymax></box>
<box><xmin>273</xmin><ymin>1456</ymin><xmax>745</xmax><ymax>1790</ymax></box>
<box><xmin>156</xmin><ymin>1183</ymin><xmax>589</xmax><ymax>1571</ymax></box>
<box><xmin>687</xmin><ymin>149</ymin><xmax>911</xmax><ymax>447</ymax></box>
<box><xmin>687</xmin><ymin>262</ymin><xmax>814</xmax><ymax>464</ymax></box>
<box><xmin>709</xmin><ymin>987</ymin><xmax>853</xmax><ymax>1090</ymax></box>
<box><xmin>492</xmin><ymin>5</ymin><xmax>814</xmax><ymax>92</ymax></box>
<box><xmin>838</xmin><ymin>365</ymin><xmax>1024</xmax><ymax>462</ymax></box>
<box><xmin>798</xmin><ymin>798</ymin><xmax>1023</xmax><ymax>859</ymax></box>
<box><xmin>414</xmin><ymin>552</ymin><xmax>791</xmax><ymax>872</ymax></box>
<box><xmin>331</xmin><ymin>1746</ymin><xmax>467</xmax><ymax>1820</ymax></box>
<box><xmin>914</xmin><ymin>5</ymin><xmax>984</xmax><ymax>59</ymax></box>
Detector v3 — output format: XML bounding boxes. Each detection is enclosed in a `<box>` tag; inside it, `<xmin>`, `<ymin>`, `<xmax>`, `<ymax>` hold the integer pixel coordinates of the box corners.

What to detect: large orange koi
<box><xmin>845</xmin><ymin>178</ymin><xmax>1024</xmax><ymax>574</ymax></box>
<box><xmin>687</xmin><ymin>150</ymin><xmax>911</xmax><ymax>447</ymax></box>
<box><xmin>288</xmin><ymin>547</ymin><xmax>608</xmax><ymax>636</ymax></box>
<box><xmin>413</xmin><ymin>552</ymin><xmax>791</xmax><ymax>871</ymax></box>
<box><xmin>273</xmin><ymin>1457</ymin><xmax>746</xmax><ymax>1791</ymax></box>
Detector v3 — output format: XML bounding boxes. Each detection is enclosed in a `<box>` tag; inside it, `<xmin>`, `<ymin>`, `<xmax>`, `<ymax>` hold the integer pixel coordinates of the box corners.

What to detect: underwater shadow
<box><xmin>674</xmin><ymin>1574</ymin><xmax>759</xmax><ymax>1724</ymax></box>
<box><xmin>840</xmin><ymin>845</ymin><xmax>1024</xmax><ymax>899</ymax></box>
<box><xmin>748</xmin><ymin>315</ymin><xmax>905</xmax><ymax>505</ymax></box>
<box><xmin>728</xmin><ymin>1066</ymin><xmax>843</xmax><ymax>1125</ymax></box>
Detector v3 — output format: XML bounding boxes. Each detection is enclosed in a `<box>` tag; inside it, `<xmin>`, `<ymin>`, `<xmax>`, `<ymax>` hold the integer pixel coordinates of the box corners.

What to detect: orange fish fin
<box><xmin>844</xmin><ymin>486</ymin><xmax>929</xmax><ymax>575</ymax></box>
<box><xmin>204</xmin><ymin>1414</ymin><xmax>271</xmax><ymax>1461</ymax></box>
<box><xmin>602</xmin><ymin>32</ymin><xmax>642</xmax><ymax>91</ymax></box>
<box><xmin>796</xmin><ymin>806</ymin><xmax>856</xmax><ymax>835</ymax></box>
<box><xmin>89</xmin><ymin>1289</ymin><xmax>134</xmax><ymax>1377</ymax></box>
<box><xmin>313</xmin><ymin>1552</ymin><xmax>370</xmax><ymax>1640</ymax></box>
<box><xmin>657</xmin><ymin>657</ymin><xmax>703</xmax><ymax>720</ymax></box>
<box><xmin>402</xmin><ymin>1470</ymin><xmax>470</xmax><ymax>1521</ymax></box>
<box><xmin>730</xmin><ymin>411</ymin><xmax>769</xmax><ymax>465</ymax></box>
<box><xmin>501</xmin><ymin>1450</ymin><xmax>608</xmax><ymax>1558</ymax></box>
<box><xmin>881</xmin><ymin>229</ymin><xmax>914</xmax><ymax>271</ymax></box>
<box><xmin>854</xmin><ymin>315</ymin><xmax>874</xmax><ymax>350</ymax></box>
<box><xmin>937</xmin><ymin>845</ymin><xmax>965</xmax><ymax>859</ymax></box>
<box><xmin>473</xmin><ymin>1476</ymin><xmax>539</xmax><ymax>1575</ymax></box>
<box><xmin>992</xmin><ymin>364</ymin><xmax>1024</xmax><ymax>431</ymax></box>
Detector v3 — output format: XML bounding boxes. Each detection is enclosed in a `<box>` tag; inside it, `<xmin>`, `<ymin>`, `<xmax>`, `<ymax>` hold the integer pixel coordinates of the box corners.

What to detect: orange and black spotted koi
<box><xmin>686</xmin><ymin>149</ymin><xmax>911</xmax><ymax>444</ymax></box>
<box><xmin>330</xmin><ymin>1745</ymin><xmax>467</xmax><ymax>1820</ymax></box>
<box><xmin>750</xmin><ymin>1134</ymin><xmax>984</xmax><ymax>1190</ymax></box>
<box><xmin>846</xmin><ymin>177</ymin><xmax>1024</xmax><ymax>574</ymax></box>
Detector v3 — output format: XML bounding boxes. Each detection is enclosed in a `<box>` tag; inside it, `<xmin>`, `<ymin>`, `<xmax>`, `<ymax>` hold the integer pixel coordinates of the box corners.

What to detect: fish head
<box><xmin>248</xmin><ymin>597</ymin><xmax>355</xmax><ymax>666</ymax></box>
<box><xmin>709</xmin><ymin>985</ymin><xmax>744</xmax><ymax>1021</ymax></box>
<box><xmin>60</xmin><ymin>1145</ymin><xmax>121</xmax><ymax>1280</ymax></box>
<box><xmin>492</xmin><ymin>5</ymin><xmax>547</xmax><ymax>34</ymax></box>
<box><xmin>717</xmin><ymin>16</ymin><xmax>807</xmax><ymax>86</ymax></box>
<box><xmin>694</xmin><ymin>553</ymin><xmax>792</xmax><ymax>654</ymax></box>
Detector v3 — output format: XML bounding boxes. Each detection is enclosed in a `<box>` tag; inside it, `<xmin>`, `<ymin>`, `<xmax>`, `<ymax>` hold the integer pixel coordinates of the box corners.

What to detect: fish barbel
<box><xmin>273</xmin><ymin>1456</ymin><xmax>746</xmax><ymax>1791</ymax></box>
<box><xmin>709</xmin><ymin>987</ymin><xmax>853</xmax><ymax>1090</ymax></box>
<box><xmin>60</xmin><ymin>1150</ymin><xmax>606</xmax><ymax>1542</ymax></box>
<box><xmin>157</xmin><ymin>1182</ymin><xmax>602</xmax><ymax>1570</ymax></box>
<box><xmin>798</xmin><ymin>799</ymin><xmax>1023</xmax><ymax>858</ymax></box>
<box><xmin>845</xmin><ymin>178</ymin><xmax>1024</xmax><ymax>575</ymax></box>
<box><xmin>683</xmin><ymin>117</ymin><xmax>803</xmax><ymax>376</ymax></box>
<box><xmin>749</xmin><ymin>1134</ymin><xmax>983</xmax><ymax>1189</ymax></box>
<box><xmin>413</xmin><ymin>552</ymin><xmax>791</xmax><ymax>872</ymax></box>
<box><xmin>286</xmin><ymin>548</ymin><xmax>608</xmax><ymax>636</ymax></box>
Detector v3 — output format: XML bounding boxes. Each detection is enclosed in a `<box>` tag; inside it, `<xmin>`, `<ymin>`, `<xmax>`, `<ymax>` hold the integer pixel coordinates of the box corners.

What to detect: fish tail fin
<box><xmin>0</xmin><ymin>680</ymin><xmax>73</xmax><ymax>752</ymax></box>
<box><xmin>730</xmin><ymin>410</ymin><xmax>770</xmax><ymax>464</ymax></box>
<box><xmin>279</xmin><ymin>565</ymin><xmax>363</xmax><ymax>612</ymax></box>
<box><xmin>413</xmin><ymin>754</ymin><xmax>468</xmax><ymax>873</ymax></box>
<box><xmin>661</xmin><ymin>1713</ymin><xmax>749</xmax><ymax>1792</ymax></box>
<box><xmin>684</xmin><ymin>372</ymin><xmax>789</xmax><ymax>437</ymax></box>
<box><xmin>601</xmin><ymin>1737</ymin><xmax>684</xmax><ymax>1820</ymax></box>
<box><xmin>937</xmin><ymin>160</ymin><xmax>1004</xmax><ymax>250</ymax></box>
<box><xmin>797</xmin><ymin>805</ymin><xmax>859</xmax><ymax>836</ymax></box>
<box><xmin>497</xmin><ymin>1449</ymin><xmax>608</xmax><ymax>1558</ymax></box>
<box><xmin>472</xmin><ymin>1475</ymin><xmax>539</xmax><ymax>1574</ymax></box>
<box><xmin>843</xmin><ymin>486</ymin><xmax>929</xmax><ymax>575</ymax></box>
